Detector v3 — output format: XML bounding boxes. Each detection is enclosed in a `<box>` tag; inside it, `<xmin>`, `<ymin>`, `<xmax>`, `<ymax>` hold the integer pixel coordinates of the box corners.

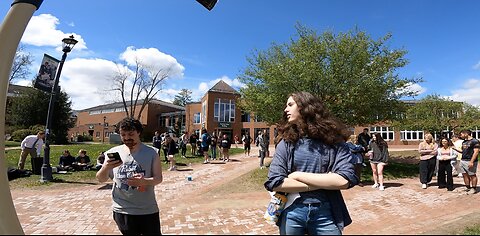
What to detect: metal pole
<box><xmin>41</xmin><ymin>51</ymin><xmax>67</xmax><ymax>183</ymax></box>
<box><xmin>0</xmin><ymin>1</ymin><xmax>43</xmax><ymax>234</ymax></box>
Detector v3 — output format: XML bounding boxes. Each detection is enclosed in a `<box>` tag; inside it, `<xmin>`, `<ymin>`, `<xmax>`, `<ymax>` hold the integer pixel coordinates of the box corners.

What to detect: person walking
<box><xmin>152</xmin><ymin>131</ymin><xmax>163</xmax><ymax>159</ymax></box>
<box><xmin>418</xmin><ymin>133</ymin><xmax>438</xmax><ymax>189</ymax></box>
<box><xmin>436</xmin><ymin>137</ymin><xmax>457</xmax><ymax>191</ymax></box>
<box><xmin>210</xmin><ymin>132</ymin><xmax>218</xmax><ymax>160</ymax></box>
<box><xmin>189</xmin><ymin>132</ymin><xmax>198</xmax><ymax>156</ymax></box>
<box><xmin>165</xmin><ymin>135</ymin><xmax>178</xmax><ymax>171</ymax></box>
<box><xmin>368</xmin><ymin>133</ymin><xmax>389</xmax><ymax>191</ymax></box>
<box><xmin>453</xmin><ymin>129</ymin><xmax>479</xmax><ymax>195</ymax></box>
<box><xmin>179</xmin><ymin>131</ymin><xmax>189</xmax><ymax>158</ymax></box>
<box><xmin>264</xmin><ymin>91</ymin><xmax>358</xmax><ymax>235</ymax></box>
<box><xmin>257</xmin><ymin>130</ymin><xmax>267</xmax><ymax>169</ymax></box>
<box><xmin>242</xmin><ymin>131</ymin><xmax>253</xmax><ymax>157</ymax></box>
<box><xmin>18</xmin><ymin>131</ymin><xmax>45</xmax><ymax>170</ymax></box>
<box><xmin>96</xmin><ymin>117</ymin><xmax>163</xmax><ymax>235</ymax></box>
<box><xmin>201</xmin><ymin>129</ymin><xmax>211</xmax><ymax>164</ymax></box>
<box><xmin>220</xmin><ymin>134</ymin><xmax>231</xmax><ymax>162</ymax></box>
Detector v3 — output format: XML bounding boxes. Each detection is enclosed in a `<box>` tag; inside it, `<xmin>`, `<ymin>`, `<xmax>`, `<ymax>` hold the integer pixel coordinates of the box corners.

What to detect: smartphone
<box><xmin>107</xmin><ymin>152</ymin><xmax>122</xmax><ymax>162</ymax></box>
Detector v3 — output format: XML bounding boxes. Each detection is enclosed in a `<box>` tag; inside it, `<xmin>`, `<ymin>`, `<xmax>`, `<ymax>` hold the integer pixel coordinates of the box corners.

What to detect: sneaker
<box><xmin>379</xmin><ymin>185</ymin><xmax>385</xmax><ymax>191</ymax></box>
<box><xmin>422</xmin><ymin>184</ymin><xmax>427</xmax><ymax>189</ymax></box>
<box><xmin>371</xmin><ymin>183</ymin><xmax>379</xmax><ymax>189</ymax></box>
<box><xmin>467</xmin><ymin>188</ymin><xmax>477</xmax><ymax>195</ymax></box>
<box><xmin>203</xmin><ymin>160</ymin><xmax>208</xmax><ymax>164</ymax></box>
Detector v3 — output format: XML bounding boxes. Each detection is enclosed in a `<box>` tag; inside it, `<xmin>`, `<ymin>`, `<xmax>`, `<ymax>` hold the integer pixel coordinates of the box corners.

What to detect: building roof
<box><xmin>7</xmin><ymin>84</ymin><xmax>35</xmax><ymax>97</ymax></box>
<box><xmin>208</xmin><ymin>80</ymin><xmax>239</xmax><ymax>94</ymax></box>
<box><xmin>80</xmin><ymin>98</ymin><xmax>185</xmax><ymax>112</ymax></box>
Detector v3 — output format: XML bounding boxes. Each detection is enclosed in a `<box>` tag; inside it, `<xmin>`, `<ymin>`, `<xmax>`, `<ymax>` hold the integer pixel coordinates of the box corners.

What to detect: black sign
<box><xmin>218</xmin><ymin>122</ymin><xmax>231</xmax><ymax>128</ymax></box>
<box><xmin>33</xmin><ymin>54</ymin><xmax>60</xmax><ymax>93</ymax></box>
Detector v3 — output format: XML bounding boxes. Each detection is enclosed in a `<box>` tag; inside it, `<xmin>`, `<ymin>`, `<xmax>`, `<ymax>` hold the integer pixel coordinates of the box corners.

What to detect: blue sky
<box><xmin>1</xmin><ymin>0</ymin><xmax>480</xmax><ymax>110</ymax></box>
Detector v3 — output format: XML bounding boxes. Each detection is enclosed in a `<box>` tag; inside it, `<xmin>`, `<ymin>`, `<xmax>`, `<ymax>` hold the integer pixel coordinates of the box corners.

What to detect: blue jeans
<box><xmin>279</xmin><ymin>201</ymin><xmax>341</xmax><ymax>235</ymax></box>
<box><xmin>210</xmin><ymin>145</ymin><xmax>217</xmax><ymax>159</ymax></box>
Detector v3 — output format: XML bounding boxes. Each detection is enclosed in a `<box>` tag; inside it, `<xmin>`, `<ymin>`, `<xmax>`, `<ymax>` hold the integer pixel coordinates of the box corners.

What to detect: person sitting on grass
<box><xmin>58</xmin><ymin>149</ymin><xmax>75</xmax><ymax>171</ymax></box>
<box><xmin>73</xmin><ymin>149</ymin><xmax>93</xmax><ymax>171</ymax></box>
<box><xmin>95</xmin><ymin>151</ymin><xmax>106</xmax><ymax>171</ymax></box>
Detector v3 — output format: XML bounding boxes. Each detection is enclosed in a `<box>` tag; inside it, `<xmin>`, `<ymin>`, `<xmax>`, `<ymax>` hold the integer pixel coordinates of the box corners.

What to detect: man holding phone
<box><xmin>96</xmin><ymin>117</ymin><xmax>163</xmax><ymax>235</ymax></box>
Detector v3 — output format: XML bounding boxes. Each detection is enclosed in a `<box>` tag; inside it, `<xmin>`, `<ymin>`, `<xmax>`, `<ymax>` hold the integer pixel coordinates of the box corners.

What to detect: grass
<box><xmin>463</xmin><ymin>225</ymin><xmax>480</xmax><ymax>235</ymax></box>
<box><xmin>5</xmin><ymin>143</ymin><xmax>245</xmax><ymax>190</ymax></box>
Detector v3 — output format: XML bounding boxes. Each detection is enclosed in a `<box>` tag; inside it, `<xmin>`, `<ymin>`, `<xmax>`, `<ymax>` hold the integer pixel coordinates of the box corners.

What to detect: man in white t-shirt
<box><xmin>18</xmin><ymin>131</ymin><xmax>45</xmax><ymax>170</ymax></box>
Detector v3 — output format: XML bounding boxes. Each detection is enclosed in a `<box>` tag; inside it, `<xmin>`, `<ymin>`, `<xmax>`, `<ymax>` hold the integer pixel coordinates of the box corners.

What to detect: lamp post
<box><xmin>102</xmin><ymin>116</ymin><xmax>106</xmax><ymax>143</ymax></box>
<box><xmin>41</xmin><ymin>35</ymin><xmax>77</xmax><ymax>183</ymax></box>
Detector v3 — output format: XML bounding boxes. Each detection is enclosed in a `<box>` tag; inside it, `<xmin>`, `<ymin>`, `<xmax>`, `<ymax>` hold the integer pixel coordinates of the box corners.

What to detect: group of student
<box><xmin>57</xmin><ymin>149</ymin><xmax>101</xmax><ymax>172</ymax></box>
<box><xmin>417</xmin><ymin>130</ymin><xmax>478</xmax><ymax>194</ymax></box>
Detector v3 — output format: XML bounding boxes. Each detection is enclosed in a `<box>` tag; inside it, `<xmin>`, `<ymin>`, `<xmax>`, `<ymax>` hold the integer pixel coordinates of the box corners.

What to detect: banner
<box><xmin>33</xmin><ymin>54</ymin><xmax>60</xmax><ymax>93</ymax></box>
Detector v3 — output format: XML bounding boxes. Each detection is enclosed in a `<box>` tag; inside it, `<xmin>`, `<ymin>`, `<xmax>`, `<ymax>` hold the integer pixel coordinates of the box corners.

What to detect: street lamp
<box><xmin>102</xmin><ymin>116</ymin><xmax>106</xmax><ymax>143</ymax></box>
<box><xmin>41</xmin><ymin>35</ymin><xmax>77</xmax><ymax>183</ymax></box>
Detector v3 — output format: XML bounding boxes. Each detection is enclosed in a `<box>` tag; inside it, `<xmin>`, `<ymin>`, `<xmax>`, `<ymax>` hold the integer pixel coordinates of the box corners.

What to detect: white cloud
<box><xmin>449</xmin><ymin>78</ymin><xmax>480</xmax><ymax>106</ymax></box>
<box><xmin>22</xmin><ymin>14</ymin><xmax>87</xmax><ymax>51</ymax></box>
<box><xmin>60</xmin><ymin>58</ymin><xmax>124</xmax><ymax>110</ymax></box>
<box><xmin>397</xmin><ymin>82</ymin><xmax>427</xmax><ymax>96</ymax></box>
<box><xmin>120</xmin><ymin>46</ymin><xmax>184</xmax><ymax>78</ymax></box>
<box><xmin>473</xmin><ymin>61</ymin><xmax>480</xmax><ymax>70</ymax></box>
<box><xmin>192</xmin><ymin>76</ymin><xmax>245</xmax><ymax>101</ymax></box>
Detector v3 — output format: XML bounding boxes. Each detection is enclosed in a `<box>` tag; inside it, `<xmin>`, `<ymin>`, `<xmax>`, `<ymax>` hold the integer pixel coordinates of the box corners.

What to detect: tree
<box><xmin>173</xmin><ymin>89</ymin><xmax>192</xmax><ymax>106</ymax></box>
<box><xmin>9</xmin><ymin>88</ymin><xmax>74</xmax><ymax>144</ymax></box>
<box><xmin>238</xmin><ymin>24</ymin><xmax>421</xmax><ymax>126</ymax></box>
<box><xmin>10</xmin><ymin>44</ymin><xmax>33</xmax><ymax>83</ymax></box>
<box><xmin>393</xmin><ymin>94</ymin><xmax>480</xmax><ymax>135</ymax></box>
<box><xmin>110</xmin><ymin>59</ymin><xmax>173</xmax><ymax>120</ymax></box>
<box><xmin>392</xmin><ymin>94</ymin><xmax>463</xmax><ymax>134</ymax></box>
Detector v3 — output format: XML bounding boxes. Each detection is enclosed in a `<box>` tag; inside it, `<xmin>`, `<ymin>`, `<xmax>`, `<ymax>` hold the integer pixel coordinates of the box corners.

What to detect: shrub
<box><xmin>11</xmin><ymin>129</ymin><xmax>33</xmax><ymax>142</ymax></box>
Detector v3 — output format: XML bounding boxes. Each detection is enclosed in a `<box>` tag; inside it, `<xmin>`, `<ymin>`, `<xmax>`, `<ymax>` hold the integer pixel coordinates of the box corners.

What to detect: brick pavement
<box><xmin>10</xmin><ymin>146</ymin><xmax>480</xmax><ymax>235</ymax></box>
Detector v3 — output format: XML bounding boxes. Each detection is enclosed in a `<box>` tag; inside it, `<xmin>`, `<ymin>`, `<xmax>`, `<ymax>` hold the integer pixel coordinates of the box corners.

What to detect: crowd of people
<box><xmin>12</xmin><ymin>91</ymin><xmax>479</xmax><ymax>235</ymax></box>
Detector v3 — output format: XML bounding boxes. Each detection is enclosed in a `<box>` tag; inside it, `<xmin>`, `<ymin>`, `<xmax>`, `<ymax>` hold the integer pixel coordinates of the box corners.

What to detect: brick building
<box><xmin>185</xmin><ymin>80</ymin><xmax>274</xmax><ymax>144</ymax></box>
<box><xmin>69</xmin><ymin>99</ymin><xmax>185</xmax><ymax>143</ymax></box>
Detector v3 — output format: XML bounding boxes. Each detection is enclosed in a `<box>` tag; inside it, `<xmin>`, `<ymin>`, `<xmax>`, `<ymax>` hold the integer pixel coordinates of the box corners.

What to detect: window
<box><xmin>214</xmin><ymin>99</ymin><xmax>235</xmax><ymax>122</ymax></box>
<box><xmin>472</xmin><ymin>130</ymin><xmax>480</xmax><ymax>139</ymax></box>
<box><xmin>95</xmin><ymin>131</ymin><xmax>100</xmax><ymax>138</ymax></box>
<box><xmin>193</xmin><ymin>112</ymin><xmax>201</xmax><ymax>124</ymax></box>
<box><xmin>370</xmin><ymin>126</ymin><xmax>394</xmax><ymax>141</ymax></box>
<box><xmin>254</xmin><ymin>115</ymin><xmax>263</xmax><ymax>122</ymax></box>
<box><xmin>89</xmin><ymin>110</ymin><xmax>101</xmax><ymax>115</ymax></box>
<box><xmin>400</xmin><ymin>130</ymin><xmax>424</xmax><ymax>141</ymax></box>
<box><xmin>241</xmin><ymin>111</ymin><xmax>250</xmax><ymax>122</ymax></box>
<box><xmin>159</xmin><ymin>116</ymin><xmax>167</xmax><ymax>127</ymax></box>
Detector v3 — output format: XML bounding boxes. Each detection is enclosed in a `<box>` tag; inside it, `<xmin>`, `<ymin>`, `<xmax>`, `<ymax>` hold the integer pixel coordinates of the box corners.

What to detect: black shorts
<box><xmin>202</xmin><ymin>146</ymin><xmax>209</xmax><ymax>152</ymax></box>
<box><xmin>113</xmin><ymin>211</ymin><xmax>161</xmax><ymax>235</ymax></box>
<box><xmin>244</xmin><ymin>144</ymin><xmax>251</xmax><ymax>151</ymax></box>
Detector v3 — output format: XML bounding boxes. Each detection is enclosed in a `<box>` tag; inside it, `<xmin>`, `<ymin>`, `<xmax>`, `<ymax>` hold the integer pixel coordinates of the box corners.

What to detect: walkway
<box><xmin>10</xmin><ymin>146</ymin><xmax>480</xmax><ymax>235</ymax></box>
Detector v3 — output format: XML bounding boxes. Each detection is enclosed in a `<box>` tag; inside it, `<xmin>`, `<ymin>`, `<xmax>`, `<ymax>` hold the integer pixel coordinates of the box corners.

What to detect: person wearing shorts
<box><xmin>454</xmin><ymin>130</ymin><xmax>479</xmax><ymax>195</ymax></box>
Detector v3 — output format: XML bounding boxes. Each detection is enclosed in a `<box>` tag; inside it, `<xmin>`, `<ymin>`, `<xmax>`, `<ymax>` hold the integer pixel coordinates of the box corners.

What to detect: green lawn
<box><xmin>5</xmin><ymin>143</ymin><xmax>245</xmax><ymax>190</ymax></box>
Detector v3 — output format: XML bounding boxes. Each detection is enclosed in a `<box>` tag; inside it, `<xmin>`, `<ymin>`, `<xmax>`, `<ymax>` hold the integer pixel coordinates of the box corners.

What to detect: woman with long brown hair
<box><xmin>367</xmin><ymin>133</ymin><xmax>389</xmax><ymax>191</ymax></box>
<box><xmin>264</xmin><ymin>91</ymin><xmax>358</xmax><ymax>235</ymax></box>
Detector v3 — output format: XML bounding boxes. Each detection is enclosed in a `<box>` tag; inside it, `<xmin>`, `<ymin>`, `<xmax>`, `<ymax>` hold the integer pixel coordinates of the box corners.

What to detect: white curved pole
<box><xmin>0</xmin><ymin>1</ymin><xmax>41</xmax><ymax>234</ymax></box>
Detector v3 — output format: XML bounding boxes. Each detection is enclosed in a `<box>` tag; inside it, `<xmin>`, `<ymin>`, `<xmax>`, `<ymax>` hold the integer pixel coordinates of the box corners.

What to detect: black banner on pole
<box><xmin>33</xmin><ymin>54</ymin><xmax>60</xmax><ymax>93</ymax></box>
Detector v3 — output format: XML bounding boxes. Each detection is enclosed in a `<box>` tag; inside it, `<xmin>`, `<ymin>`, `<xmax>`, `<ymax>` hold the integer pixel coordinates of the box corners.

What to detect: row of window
<box><xmin>88</xmin><ymin>107</ymin><xmax>125</xmax><ymax>115</ymax></box>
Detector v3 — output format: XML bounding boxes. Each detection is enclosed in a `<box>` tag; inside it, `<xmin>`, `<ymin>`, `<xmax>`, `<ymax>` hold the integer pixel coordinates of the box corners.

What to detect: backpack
<box><xmin>206</xmin><ymin>134</ymin><xmax>212</xmax><ymax>145</ymax></box>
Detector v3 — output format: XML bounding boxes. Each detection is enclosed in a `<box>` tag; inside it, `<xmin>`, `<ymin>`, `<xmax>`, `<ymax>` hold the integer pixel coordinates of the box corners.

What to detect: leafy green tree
<box><xmin>9</xmin><ymin>88</ymin><xmax>74</xmax><ymax>144</ymax></box>
<box><xmin>238</xmin><ymin>24</ymin><xmax>421</xmax><ymax>126</ymax></box>
<box><xmin>173</xmin><ymin>89</ymin><xmax>192</xmax><ymax>106</ymax></box>
<box><xmin>393</xmin><ymin>94</ymin><xmax>480</xmax><ymax>134</ymax></box>
<box><xmin>393</xmin><ymin>94</ymin><xmax>462</xmax><ymax>134</ymax></box>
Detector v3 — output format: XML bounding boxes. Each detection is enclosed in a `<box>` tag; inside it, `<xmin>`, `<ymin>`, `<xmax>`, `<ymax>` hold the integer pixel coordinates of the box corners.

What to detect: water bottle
<box><xmin>264</xmin><ymin>192</ymin><xmax>287</xmax><ymax>224</ymax></box>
